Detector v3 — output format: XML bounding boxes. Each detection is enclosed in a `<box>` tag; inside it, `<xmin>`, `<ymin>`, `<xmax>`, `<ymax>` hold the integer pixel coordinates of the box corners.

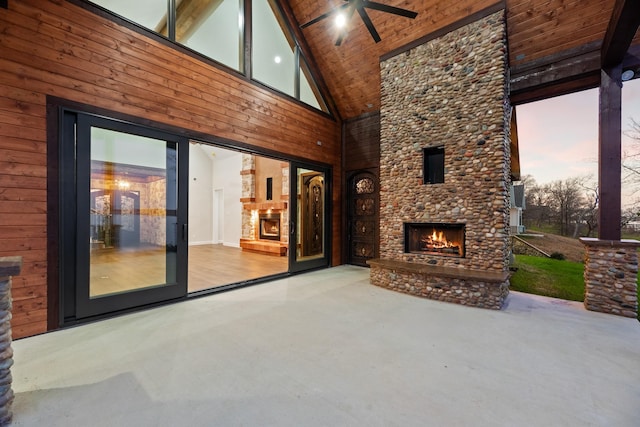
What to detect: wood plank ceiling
<box><xmin>286</xmin><ymin>0</ymin><xmax>640</xmax><ymax>121</ymax></box>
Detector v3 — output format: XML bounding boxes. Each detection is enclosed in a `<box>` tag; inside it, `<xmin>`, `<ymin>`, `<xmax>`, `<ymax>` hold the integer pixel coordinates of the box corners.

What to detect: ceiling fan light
<box><xmin>335</xmin><ymin>13</ymin><xmax>347</xmax><ymax>28</ymax></box>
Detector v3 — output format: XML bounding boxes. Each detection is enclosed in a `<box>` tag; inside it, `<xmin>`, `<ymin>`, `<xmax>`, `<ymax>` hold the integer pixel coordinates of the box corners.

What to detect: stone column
<box><xmin>580</xmin><ymin>238</ymin><xmax>639</xmax><ymax>318</ymax></box>
<box><xmin>0</xmin><ymin>256</ymin><xmax>21</xmax><ymax>426</ymax></box>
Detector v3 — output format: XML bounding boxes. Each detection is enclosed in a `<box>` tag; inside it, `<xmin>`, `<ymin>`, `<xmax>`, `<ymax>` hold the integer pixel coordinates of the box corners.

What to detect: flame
<box><xmin>422</xmin><ymin>229</ymin><xmax>457</xmax><ymax>248</ymax></box>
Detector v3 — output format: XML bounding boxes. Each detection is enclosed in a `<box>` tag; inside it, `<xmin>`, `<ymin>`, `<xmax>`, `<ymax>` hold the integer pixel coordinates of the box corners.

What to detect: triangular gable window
<box><xmin>251</xmin><ymin>0</ymin><xmax>329</xmax><ymax>113</ymax></box>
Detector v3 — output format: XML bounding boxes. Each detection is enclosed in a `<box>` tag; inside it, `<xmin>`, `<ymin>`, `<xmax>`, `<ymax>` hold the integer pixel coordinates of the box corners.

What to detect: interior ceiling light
<box><xmin>301</xmin><ymin>0</ymin><xmax>418</xmax><ymax>46</ymax></box>
<box><xmin>335</xmin><ymin>13</ymin><xmax>347</xmax><ymax>28</ymax></box>
<box><xmin>274</xmin><ymin>55</ymin><xmax>282</xmax><ymax>64</ymax></box>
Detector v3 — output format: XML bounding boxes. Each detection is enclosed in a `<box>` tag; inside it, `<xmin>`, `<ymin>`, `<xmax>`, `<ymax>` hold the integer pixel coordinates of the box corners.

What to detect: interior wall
<box><xmin>213</xmin><ymin>152</ymin><xmax>243</xmax><ymax>247</ymax></box>
<box><xmin>188</xmin><ymin>144</ymin><xmax>214</xmax><ymax>245</ymax></box>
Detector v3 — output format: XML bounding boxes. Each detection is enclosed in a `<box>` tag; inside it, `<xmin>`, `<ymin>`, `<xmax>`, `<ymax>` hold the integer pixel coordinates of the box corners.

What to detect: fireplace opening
<box><xmin>404</xmin><ymin>223</ymin><xmax>465</xmax><ymax>257</ymax></box>
<box><xmin>259</xmin><ymin>214</ymin><xmax>280</xmax><ymax>241</ymax></box>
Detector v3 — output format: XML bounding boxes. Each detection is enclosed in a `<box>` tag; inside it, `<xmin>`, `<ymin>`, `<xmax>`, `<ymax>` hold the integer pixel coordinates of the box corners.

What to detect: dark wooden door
<box><xmin>347</xmin><ymin>171</ymin><xmax>378</xmax><ymax>266</ymax></box>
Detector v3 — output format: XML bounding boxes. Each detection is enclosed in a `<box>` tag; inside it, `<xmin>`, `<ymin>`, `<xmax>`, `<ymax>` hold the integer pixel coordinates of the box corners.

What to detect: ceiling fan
<box><xmin>300</xmin><ymin>0</ymin><xmax>418</xmax><ymax>46</ymax></box>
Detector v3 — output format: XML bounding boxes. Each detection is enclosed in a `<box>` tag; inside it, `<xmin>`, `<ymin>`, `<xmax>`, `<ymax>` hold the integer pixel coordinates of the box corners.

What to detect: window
<box><xmin>176</xmin><ymin>0</ymin><xmax>243</xmax><ymax>71</ymax></box>
<box><xmin>251</xmin><ymin>0</ymin><xmax>329</xmax><ymax>112</ymax></box>
<box><xmin>88</xmin><ymin>0</ymin><xmax>329</xmax><ymax>113</ymax></box>
<box><xmin>252</xmin><ymin>0</ymin><xmax>295</xmax><ymax>97</ymax></box>
<box><xmin>423</xmin><ymin>146</ymin><xmax>444</xmax><ymax>184</ymax></box>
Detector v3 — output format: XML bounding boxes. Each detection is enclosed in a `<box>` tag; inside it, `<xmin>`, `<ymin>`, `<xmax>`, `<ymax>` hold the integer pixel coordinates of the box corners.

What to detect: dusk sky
<box><xmin>516</xmin><ymin>78</ymin><xmax>640</xmax><ymax>203</ymax></box>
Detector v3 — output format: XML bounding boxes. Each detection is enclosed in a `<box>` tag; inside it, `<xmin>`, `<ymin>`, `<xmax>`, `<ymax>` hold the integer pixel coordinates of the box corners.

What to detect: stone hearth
<box><xmin>369</xmin><ymin>9</ymin><xmax>512</xmax><ymax>309</ymax></box>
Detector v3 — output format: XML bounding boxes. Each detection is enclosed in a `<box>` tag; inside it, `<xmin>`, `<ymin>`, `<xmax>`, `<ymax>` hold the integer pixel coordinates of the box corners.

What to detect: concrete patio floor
<box><xmin>11</xmin><ymin>265</ymin><xmax>640</xmax><ymax>426</ymax></box>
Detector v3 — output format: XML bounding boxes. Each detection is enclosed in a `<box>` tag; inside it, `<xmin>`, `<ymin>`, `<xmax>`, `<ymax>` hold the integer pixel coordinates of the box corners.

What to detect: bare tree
<box><xmin>545</xmin><ymin>177</ymin><xmax>586</xmax><ymax>236</ymax></box>
<box><xmin>622</xmin><ymin>118</ymin><xmax>640</xmax><ymax>194</ymax></box>
<box><xmin>621</xmin><ymin>118</ymin><xmax>640</xmax><ymax>229</ymax></box>
<box><xmin>577</xmin><ymin>179</ymin><xmax>598</xmax><ymax>237</ymax></box>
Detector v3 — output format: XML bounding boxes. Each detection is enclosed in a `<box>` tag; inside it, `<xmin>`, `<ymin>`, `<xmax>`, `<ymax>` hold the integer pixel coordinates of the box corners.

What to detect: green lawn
<box><xmin>510</xmin><ymin>255</ymin><xmax>640</xmax><ymax>320</ymax></box>
<box><xmin>510</xmin><ymin>255</ymin><xmax>585</xmax><ymax>301</ymax></box>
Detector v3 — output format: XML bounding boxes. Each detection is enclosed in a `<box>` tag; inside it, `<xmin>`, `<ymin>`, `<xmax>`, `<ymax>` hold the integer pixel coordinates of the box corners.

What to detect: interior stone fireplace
<box><xmin>259</xmin><ymin>214</ymin><xmax>281</xmax><ymax>241</ymax></box>
<box><xmin>239</xmin><ymin>154</ymin><xmax>289</xmax><ymax>256</ymax></box>
<box><xmin>368</xmin><ymin>9</ymin><xmax>512</xmax><ymax>309</ymax></box>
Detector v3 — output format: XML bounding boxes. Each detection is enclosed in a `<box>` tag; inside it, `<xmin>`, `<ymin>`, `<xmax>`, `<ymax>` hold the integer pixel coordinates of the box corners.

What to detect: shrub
<box><xmin>550</xmin><ymin>252</ymin><xmax>565</xmax><ymax>260</ymax></box>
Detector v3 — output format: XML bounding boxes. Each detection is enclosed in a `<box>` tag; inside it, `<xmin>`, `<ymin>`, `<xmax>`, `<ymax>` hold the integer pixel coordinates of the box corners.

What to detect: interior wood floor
<box><xmin>89</xmin><ymin>244</ymin><xmax>288</xmax><ymax>296</ymax></box>
<box><xmin>188</xmin><ymin>244</ymin><xmax>288</xmax><ymax>292</ymax></box>
<box><xmin>90</xmin><ymin>246</ymin><xmax>167</xmax><ymax>297</ymax></box>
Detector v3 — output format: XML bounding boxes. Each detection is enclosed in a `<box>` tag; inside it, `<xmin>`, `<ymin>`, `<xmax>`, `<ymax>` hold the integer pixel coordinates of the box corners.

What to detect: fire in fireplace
<box><xmin>259</xmin><ymin>214</ymin><xmax>280</xmax><ymax>241</ymax></box>
<box><xmin>404</xmin><ymin>223</ymin><xmax>465</xmax><ymax>257</ymax></box>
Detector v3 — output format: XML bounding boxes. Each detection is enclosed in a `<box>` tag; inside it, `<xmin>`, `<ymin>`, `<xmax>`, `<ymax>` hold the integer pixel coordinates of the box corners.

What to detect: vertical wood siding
<box><xmin>0</xmin><ymin>0</ymin><xmax>341</xmax><ymax>338</ymax></box>
<box><xmin>343</xmin><ymin>113</ymin><xmax>380</xmax><ymax>173</ymax></box>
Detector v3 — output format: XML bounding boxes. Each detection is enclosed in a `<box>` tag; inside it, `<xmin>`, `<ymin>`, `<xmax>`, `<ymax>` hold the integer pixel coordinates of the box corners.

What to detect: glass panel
<box><xmin>252</xmin><ymin>0</ymin><xmax>295</xmax><ymax>96</ymax></box>
<box><xmin>187</xmin><ymin>145</ymin><xmax>288</xmax><ymax>292</ymax></box>
<box><xmin>91</xmin><ymin>0</ymin><xmax>167</xmax><ymax>32</ymax></box>
<box><xmin>178</xmin><ymin>0</ymin><xmax>243</xmax><ymax>71</ymax></box>
<box><xmin>300</xmin><ymin>56</ymin><xmax>328</xmax><ymax>112</ymax></box>
<box><xmin>89</xmin><ymin>127</ymin><xmax>176</xmax><ymax>298</ymax></box>
<box><xmin>296</xmin><ymin>168</ymin><xmax>325</xmax><ymax>260</ymax></box>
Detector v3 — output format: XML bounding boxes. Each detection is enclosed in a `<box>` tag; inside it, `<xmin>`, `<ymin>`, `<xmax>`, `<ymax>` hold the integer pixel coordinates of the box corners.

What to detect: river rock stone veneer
<box><xmin>580</xmin><ymin>238</ymin><xmax>639</xmax><ymax>318</ymax></box>
<box><xmin>369</xmin><ymin>10</ymin><xmax>512</xmax><ymax>309</ymax></box>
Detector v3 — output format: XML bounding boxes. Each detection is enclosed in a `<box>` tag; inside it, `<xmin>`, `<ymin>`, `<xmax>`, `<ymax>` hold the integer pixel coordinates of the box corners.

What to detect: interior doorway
<box><xmin>187</xmin><ymin>144</ymin><xmax>289</xmax><ymax>292</ymax></box>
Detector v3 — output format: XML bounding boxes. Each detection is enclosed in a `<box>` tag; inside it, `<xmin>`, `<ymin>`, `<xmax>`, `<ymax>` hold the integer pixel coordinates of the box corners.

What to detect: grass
<box><xmin>511</xmin><ymin>254</ymin><xmax>640</xmax><ymax>320</ymax></box>
<box><xmin>510</xmin><ymin>255</ymin><xmax>585</xmax><ymax>301</ymax></box>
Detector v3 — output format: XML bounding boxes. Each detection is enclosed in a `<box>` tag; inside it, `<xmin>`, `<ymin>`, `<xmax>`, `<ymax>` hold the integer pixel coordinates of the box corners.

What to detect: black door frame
<box><xmin>59</xmin><ymin>110</ymin><xmax>189</xmax><ymax>323</ymax></box>
<box><xmin>289</xmin><ymin>161</ymin><xmax>332</xmax><ymax>273</ymax></box>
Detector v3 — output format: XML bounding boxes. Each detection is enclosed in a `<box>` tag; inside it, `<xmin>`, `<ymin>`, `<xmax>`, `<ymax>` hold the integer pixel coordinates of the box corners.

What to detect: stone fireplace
<box><xmin>368</xmin><ymin>9</ymin><xmax>512</xmax><ymax>309</ymax></box>
<box><xmin>259</xmin><ymin>214</ymin><xmax>280</xmax><ymax>241</ymax></box>
<box><xmin>239</xmin><ymin>154</ymin><xmax>289</xmax><ymax>256</ymax></box>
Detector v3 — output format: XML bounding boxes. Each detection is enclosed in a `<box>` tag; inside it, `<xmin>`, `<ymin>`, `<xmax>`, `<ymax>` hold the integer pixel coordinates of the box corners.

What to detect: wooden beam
<box><xmin>598</xmin><ymin>65</ymin><xmax>622</xmax><ymax>240</ymax></box>
<box><xmin>156</xmin><ymin>0</ymin><xmax>224</xmax><ymax>41</ymax></box>
<box><xmin>510</xmin><ymin>44</ymin><xmax>640</xmax><ymax>104</ymax></box>
<box><xmin>601</xmin><ymin>0</ymin><xmax>640</xmax><ymax>68</ymax></box>
<box><xmin>510</xmin><ymin>42</ymin><xmax>601</xmax><ymax>96</ymax></box>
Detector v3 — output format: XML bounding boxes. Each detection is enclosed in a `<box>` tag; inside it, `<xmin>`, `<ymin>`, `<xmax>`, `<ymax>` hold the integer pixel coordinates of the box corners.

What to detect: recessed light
<box><xmin>274</xmin><ymin>56</ymin><xmax>282</xmax><ymax>64</ymax></box>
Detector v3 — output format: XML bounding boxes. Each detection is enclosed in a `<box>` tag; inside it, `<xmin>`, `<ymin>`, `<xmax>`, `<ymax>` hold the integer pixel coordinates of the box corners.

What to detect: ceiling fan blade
<box><xmin>357</xmin><ymin>8</ymin><xmax>381</xmax><ymax>43</ymax></box>
<box><xmin>301</xmin><ymin>2</ymin><xmax>351</xmax><ymax>29</ymax></box>
<box><xmin>364</xmin><ymin>1</ymin><xmax>418</xmax><ymax>19</ymax></box>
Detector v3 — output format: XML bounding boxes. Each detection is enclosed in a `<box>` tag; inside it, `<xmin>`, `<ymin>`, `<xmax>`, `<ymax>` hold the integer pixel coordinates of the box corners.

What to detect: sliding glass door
<box><xmin>63</xmin><ymin>113</ymin><xmax>188</xmax><ymax>320</ymax></box>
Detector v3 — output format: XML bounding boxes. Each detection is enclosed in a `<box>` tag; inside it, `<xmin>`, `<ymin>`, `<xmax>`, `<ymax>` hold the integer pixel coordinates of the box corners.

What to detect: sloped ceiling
<box><xmin>287</xmin><ymin>0</ymin><xmax>640</xmax><ymax>121</ymax></box>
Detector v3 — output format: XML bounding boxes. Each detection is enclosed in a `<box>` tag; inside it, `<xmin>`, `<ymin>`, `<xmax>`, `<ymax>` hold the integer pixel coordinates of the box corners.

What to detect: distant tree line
<box><xmin>518</xmin><ymin>118</ymin><xmax>640</xmax><ymax>238</ymax></box>
<box><xmin>518</xmin><ymin>175</ymin><xmax>599</xmax><ymax>237</ymax></box>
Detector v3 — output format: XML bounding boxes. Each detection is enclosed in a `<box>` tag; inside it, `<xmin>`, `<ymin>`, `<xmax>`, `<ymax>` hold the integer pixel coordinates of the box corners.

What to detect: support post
<box><xmin>598</xmin><ymin>66</ymin><xmax>622</xmax><ymax>240</ymax></box>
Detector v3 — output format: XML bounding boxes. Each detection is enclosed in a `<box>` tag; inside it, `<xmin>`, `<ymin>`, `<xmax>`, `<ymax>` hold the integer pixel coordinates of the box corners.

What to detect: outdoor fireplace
<box><xmin>259</xmin><ymin>214</ymin><xmax>280</xmax><ymax>241</ymax></box>
<box><xmin>404</xmin><ymin>223</ymin><xmax>465</xmax><ymax>257</ymax></box>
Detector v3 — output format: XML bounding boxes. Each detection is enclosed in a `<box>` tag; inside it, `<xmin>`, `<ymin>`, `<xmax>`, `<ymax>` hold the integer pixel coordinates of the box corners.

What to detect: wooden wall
<box><xmin>0</xmin><ymin>0</ymin><xmax>341</xmax><ymax>338</ymax></box>
<box><xmin>343</xmin><ymin>112</ymin><xmax>380</xmax><ymax>173</ymax></box>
